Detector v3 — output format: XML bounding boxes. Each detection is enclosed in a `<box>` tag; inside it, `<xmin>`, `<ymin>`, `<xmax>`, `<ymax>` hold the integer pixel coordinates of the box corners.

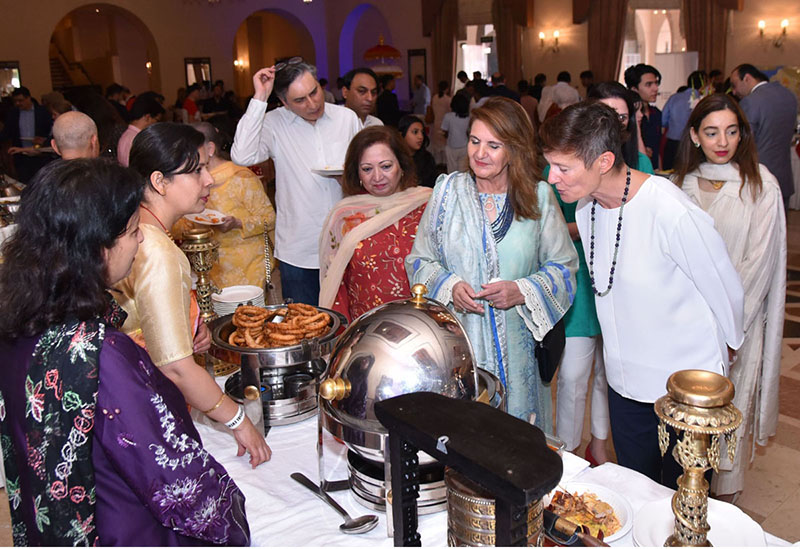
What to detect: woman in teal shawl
<box><xmin>406</xmin><ymin>97</ymin><xmax>578</xmax><ymax>432</ymax></box>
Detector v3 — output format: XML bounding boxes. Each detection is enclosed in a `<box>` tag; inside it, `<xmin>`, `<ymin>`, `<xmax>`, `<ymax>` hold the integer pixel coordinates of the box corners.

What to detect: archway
<box><xmin>231</xmin><ymin>9</ymin><xmax>316</xmax><ymax>100</ymax></box>
<box><xmin>339</xmin><ymin>4</ymin><xmax>394</xmax><ymax>77</ymax></box>
<box><xmin>49</xmin><ymin>3</ymin><xmax>160</xmax><ymax>94</ymax></box>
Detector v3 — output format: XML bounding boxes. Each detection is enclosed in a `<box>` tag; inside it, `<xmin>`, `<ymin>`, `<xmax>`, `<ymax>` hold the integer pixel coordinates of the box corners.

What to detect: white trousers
<box><xmin>555</xmin><ymin>335</ymin><xmax>610</xmax><ymax>451</ymax></box>
<box><xmin>445</xmin><ymin>146</ymin><xmax>467</xmax><ymax>173</ymax></box>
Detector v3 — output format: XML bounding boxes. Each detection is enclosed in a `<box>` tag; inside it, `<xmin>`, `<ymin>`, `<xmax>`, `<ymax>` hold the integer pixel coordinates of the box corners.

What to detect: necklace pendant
<box><xmin>710</xmin><ymin>180</ymin><xmax>725</xmax><ymax>190</ymax></box>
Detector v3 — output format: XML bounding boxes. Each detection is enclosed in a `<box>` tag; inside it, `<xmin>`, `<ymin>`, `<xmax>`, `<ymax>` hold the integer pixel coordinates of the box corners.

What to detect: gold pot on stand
<box><xmin>654</xmin><ymin>370</ymin><xmax>742</xmax><ymax>547</ymax></box>
<box><xmin>180</xmin><ymin>227</ymin><xmax>220</xmax><ymax>323</ymax></box>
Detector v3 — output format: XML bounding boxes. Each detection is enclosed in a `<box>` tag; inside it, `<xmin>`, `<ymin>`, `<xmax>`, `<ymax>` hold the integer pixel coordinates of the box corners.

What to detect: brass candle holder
<box><xmin>180</xmin><ymin>227</ymin><xmax>220</xmax><ymax>323</ymax></box>
<box><xmin>654</xmin><ymin>370</ymin><xmax>742</xmax><ymax>547</ymax></box>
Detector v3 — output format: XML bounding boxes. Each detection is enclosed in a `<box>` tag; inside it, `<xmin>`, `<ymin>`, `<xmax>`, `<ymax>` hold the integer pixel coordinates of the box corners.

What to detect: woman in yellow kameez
<box><xmin>192</xmin><ymin>122</ymin><xmax>276</xmax><ymax>289</ymax></box>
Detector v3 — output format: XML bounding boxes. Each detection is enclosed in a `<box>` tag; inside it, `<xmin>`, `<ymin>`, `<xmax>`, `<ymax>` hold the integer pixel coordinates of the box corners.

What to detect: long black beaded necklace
<box><xmin>488</xmin><ymin>194</ymin><xmax>513</xmax><ymax>243</ymax></box>
<box><xmin>588</xmin><ymin>167</ymin><xmax>631</xmax><ymax>297</ymax></box>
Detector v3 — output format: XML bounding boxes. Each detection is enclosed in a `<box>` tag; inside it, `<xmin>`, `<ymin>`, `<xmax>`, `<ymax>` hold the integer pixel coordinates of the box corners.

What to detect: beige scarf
<box><xmin>318</xmin><ymin>186</ymin><xmax>432</xmax><ymax>308</ymax></box>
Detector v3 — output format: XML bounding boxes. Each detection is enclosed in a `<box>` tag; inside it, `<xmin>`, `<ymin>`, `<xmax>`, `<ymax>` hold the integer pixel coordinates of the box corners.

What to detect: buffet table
<box><xmin>194</xmin><ymin>410</ymin><xmax>791</xmax><ymax>547</ymax></box>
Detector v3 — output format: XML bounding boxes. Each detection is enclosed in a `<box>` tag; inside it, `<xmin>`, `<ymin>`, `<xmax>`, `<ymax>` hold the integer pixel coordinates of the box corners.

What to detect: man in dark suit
<box><xmin>489</xmin><ymin>72</ymin><xmax>521</xmax><ymax>103</ymax></box>
<box><xmin>376</xmin><ymin>74</ymin><xmax>400</xmax><ymax>127</ymax></box>
<box><xmin>0</xmin><ymin>87</ymin><xmax>55</xmax><ymax>182</ymax></box>
<box><xmin>731</xmin><ymin>63</ymin><xmax>799</xmax><ymax>204</ymax></box>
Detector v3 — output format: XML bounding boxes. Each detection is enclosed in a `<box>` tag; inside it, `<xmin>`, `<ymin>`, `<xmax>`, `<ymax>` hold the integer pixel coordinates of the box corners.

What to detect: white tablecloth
<box><xmin>194</xmin><ymin>412</ymin><xmax>791</xmax><ymax>547</ymax></box>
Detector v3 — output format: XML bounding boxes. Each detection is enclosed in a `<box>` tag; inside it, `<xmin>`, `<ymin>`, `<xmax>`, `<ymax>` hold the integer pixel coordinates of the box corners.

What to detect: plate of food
<box><xmin>185</xmin><ymin>208</ymin><xmax>226</xmax><ymax>225</ymax></box>
<box><xmin>632</xmin><ymin>497</ymin><xmax>766</xmax><ymax>547</ymax></box>
<box><xmin>545</xmin><ymin>482</ymin><xmax>633</xmax><ymax>543</ymax></box>
<box><xmin>311</xmin><ymin>166</ymin><xmax>344</xmax><ymax>177</ymax></box>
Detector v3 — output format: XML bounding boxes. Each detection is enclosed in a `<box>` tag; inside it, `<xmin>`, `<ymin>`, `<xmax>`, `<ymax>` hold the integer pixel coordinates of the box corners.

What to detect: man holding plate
<box><xmin>232</xmin><ymin>58</ymin><xmax>360</xmax><ymax>305</ymax></box>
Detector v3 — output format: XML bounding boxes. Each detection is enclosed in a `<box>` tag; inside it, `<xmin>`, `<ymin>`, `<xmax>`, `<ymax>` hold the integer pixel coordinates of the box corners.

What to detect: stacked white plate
<box><xmin>211</xmin><ymin>285</ymin><xmax>265</xmax><ymax>316</ymax></box>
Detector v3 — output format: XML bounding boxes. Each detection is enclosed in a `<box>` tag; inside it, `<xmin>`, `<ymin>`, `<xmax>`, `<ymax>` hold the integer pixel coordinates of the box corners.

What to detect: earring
<box><xmin>359</xmin><ymin>180</ymin><xmax>364</xmax><ymax>187</ymax></box>
<box><xmin>693</xmin><ymin>141</ymin><xmax>701</xmax><ymax>148</ymax></box>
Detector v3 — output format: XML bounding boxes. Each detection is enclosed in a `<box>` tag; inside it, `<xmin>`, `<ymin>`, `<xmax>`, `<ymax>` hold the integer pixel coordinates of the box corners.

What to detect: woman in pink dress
<box><xmin>319</xmin><ymin>126</ymin><xmax>432</xmax><ymax>322</ymax></box>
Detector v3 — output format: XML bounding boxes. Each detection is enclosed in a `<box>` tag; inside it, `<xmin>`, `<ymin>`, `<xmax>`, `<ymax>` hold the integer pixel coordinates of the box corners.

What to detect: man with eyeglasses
<box><xmin>341</xmin><ymin>67</ymin><xmax>383</xmax><ymax>128</ymax></box>
<box><xmin>231</xmin><ymin>58</ymin><xmax>360</xmax><ymax>305</ymax></box>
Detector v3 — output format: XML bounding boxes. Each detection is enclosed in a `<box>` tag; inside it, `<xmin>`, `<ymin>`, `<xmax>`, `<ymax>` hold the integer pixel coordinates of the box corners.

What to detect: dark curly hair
<box><xmin>129</xmin><ymin>122</ymin><xmax>205</xmax><ymax>192</ymax></box>
<box><xmin>342</xmin><ymin>126</ymin><xmax>417</xmax><ymax>196</ymax></box>
<box><xmin>0</xmin><ymin>159</ymin><xmax>144</xmax><ymax>339</ymax></box>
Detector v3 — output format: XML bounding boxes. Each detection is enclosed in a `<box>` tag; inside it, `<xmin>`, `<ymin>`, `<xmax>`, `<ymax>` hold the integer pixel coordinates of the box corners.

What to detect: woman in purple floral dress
<box><xmin>0</xmin><ymin>159</ymin><xmax>250</xmax><ymax>546</ymax></box>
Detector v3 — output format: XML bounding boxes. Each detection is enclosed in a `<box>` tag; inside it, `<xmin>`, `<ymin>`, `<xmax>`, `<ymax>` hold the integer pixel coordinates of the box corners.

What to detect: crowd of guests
<box><xmin>0</xmin><ymin>54</ymin><xmax>794</xmax><ymax>544</ymax></box>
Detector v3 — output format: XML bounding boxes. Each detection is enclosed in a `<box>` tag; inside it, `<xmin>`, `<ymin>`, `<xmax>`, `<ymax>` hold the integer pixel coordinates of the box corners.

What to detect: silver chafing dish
<box><xmin>317</xmin><ymin>284</ymin><xmax>505</xmax><ymax>520</ymax></box>
<box><xmin>208</xmin><ymin>304</ymin><xmax>346</xmax><ymax>428</ymax></box>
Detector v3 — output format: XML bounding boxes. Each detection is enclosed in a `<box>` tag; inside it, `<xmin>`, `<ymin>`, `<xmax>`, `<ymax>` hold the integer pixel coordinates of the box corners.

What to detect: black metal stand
<box><xmin>375</xmin><ymin>392</ymin><xmax>563</xmax><ymax>547</ymax></box>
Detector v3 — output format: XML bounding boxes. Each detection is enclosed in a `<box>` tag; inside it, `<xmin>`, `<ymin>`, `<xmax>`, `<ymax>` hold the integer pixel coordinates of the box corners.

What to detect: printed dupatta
<box><xmin>0</xmin><ymin>298</ymin><xmax>126</xmax><ymax>546</ymax></box>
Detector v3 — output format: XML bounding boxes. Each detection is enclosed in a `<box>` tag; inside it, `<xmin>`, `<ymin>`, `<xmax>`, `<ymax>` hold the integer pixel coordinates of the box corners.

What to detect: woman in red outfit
<box><xmin>319</xmin><ymin>126</ymin><xmax>432</xmax><ymax>321</ymax></box>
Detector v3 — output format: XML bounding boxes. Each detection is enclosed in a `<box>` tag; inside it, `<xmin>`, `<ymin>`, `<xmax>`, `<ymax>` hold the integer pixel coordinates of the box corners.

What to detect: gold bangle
<box><xmin>202</xmin><ymin>393</ymin><xmax>226</xmax><ymax>415</ymax></box>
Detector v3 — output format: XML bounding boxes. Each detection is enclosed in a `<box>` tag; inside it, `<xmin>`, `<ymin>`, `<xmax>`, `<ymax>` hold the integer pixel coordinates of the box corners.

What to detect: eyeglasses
<box><xmin>275</xmin><ymin>56</ymin><xmax>303</xmax><ymax>72</ymax></box>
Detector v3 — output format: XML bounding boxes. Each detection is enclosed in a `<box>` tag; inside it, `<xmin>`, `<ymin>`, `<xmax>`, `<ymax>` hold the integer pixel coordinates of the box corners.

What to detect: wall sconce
<box><xmin>145</xmin><ymin>61</ymin><xmax>152</xmax><ymax>75</ymax></box>
<box><xmin>539</xmin><ymin>31</ymin><xmax>559</xmax><ymax>53</ymax></box>
<box><xmin>758</xmin><ymin>19</ymin><xmax>789</xmax><ymax>48</ymax></box>
<box><xmin>758</xmin><ymin>19</ymin><xmax>788</xmax><ymax>48</ymax></box>
<box><xmin>233</xmin><ymin>58</ymin><xmax>246</xmax><ymax>72</ymax></box>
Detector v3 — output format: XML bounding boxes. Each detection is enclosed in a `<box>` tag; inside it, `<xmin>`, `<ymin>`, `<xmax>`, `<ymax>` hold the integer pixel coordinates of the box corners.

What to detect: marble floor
<box><xmin>0</xmin><ymin>211</ymin><xmax>799</xmax><ymax>545</ymax></box>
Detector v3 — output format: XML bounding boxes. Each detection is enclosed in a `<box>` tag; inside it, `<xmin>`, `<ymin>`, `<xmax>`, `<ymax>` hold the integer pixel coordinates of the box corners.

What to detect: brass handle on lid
<box><xmin>244</xmin><ymin>385</ymin><xmax>260</xmax><ymax>400</ymax></box>
<box><xmin>410</xmin><ymin>283</ymin><xmax>427</xmax><ymax>306</ymax></box>
<box><xmin>319</xmin><ymin>378</ymin><xmax>351</xmax><ymax>401</ymax></box>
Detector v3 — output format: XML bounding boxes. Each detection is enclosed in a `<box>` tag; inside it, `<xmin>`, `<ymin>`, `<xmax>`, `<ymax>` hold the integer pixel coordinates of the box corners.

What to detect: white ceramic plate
<box><xmin>632</xmin><ymin>497</ymin><xmax>766</xmax><ymax>547</ymax></box>
<box><xmin>0</xmin><ymin>196</ymin><xmax>21</xmax><ymax>203</ymax></box>
<box><xmin>544</xmin><ymin>482</ymin><xmax>633</xmax><ymax>544</ymax></box>
<box><xmin>311</xmin><ymin>166</ymin><xmax>344</xmax><ymax>177</ymax></box>
<box><xmin>185</xmin><ymin>208</ymin><xmax>226</xmax><ymax>225</ymax></box>
<box><xmin>212</xmin><ymin>285</ymin><xmax>264</xmax><ymax>305</ymax></box>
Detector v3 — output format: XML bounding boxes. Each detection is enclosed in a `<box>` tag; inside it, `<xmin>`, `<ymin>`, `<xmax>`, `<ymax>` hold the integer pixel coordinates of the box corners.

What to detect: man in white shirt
<box><xmin>411</xmin><ymin>74</ymin><xmax>431</xmax><ymax>115</ymax></box>
<box><xmin>537</xmin><ymin>71</ymin><xmax>580</xmax><ymax>121</ymax></box>
<box><xmin>231</xmin><ymin>59</ymin><xmax>360</xmax><ymax>305</ymax></box>
<box><xmin>541</xmin><ymin>101</ymin><xmax>744</xmax><ymax>488</ymax></box>
<box><xmin>341</xmin><ymin>67</ymin><xmax>383</xmax><ymax>128</ymax></box>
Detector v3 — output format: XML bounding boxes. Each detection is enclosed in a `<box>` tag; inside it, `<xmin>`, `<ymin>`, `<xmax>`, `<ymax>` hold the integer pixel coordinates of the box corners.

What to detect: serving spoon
<box><xmin>290</xmin><ymin>472</ymin><xmax>379</xmax><ymax>534</ymax></box>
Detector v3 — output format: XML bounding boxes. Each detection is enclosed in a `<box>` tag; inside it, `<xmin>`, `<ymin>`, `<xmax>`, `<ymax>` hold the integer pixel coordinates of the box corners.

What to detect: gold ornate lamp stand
<box><xmin>654</xmin><ymin>370</ymin><xmax>742</xmax><ymax>547</ymax></box>
<box><xmin>180</xmin><ymin>227</ymin><xmax>220</xmax><ymax>323</ymax></box>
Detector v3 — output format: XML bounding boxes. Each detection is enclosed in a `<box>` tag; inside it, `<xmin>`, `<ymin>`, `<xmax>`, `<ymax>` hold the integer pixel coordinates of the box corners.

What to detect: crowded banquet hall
<box><xmin>1</xmin><ymin>0</ymin><xmax>800</xmax><ymax>545</ymax></box>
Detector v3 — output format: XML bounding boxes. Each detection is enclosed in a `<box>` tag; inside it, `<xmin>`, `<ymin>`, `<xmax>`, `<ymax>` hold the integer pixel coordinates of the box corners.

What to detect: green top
<box><xmin>543</xmin><ymin>152</ymin><xmax>653</xmax><ymax>337</ymax></box>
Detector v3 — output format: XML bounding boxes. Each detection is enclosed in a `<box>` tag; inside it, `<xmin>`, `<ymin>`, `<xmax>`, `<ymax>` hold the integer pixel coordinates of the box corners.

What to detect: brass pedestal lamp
<box><xmin>654</xmin><ymin>370</ymin><xmax>742</xmax><ymax>547</ymax></box>
<box><xmin>180</xmin><ymin>227</ymin><xmax>220</xmax><ymax>323</ymax></box>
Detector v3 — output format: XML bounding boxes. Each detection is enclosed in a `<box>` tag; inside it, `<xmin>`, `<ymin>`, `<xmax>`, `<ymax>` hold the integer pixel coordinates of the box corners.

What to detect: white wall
<box><xmin>521</xmin><ymin>0</ymin><xmax>589</xmax><ymax>87</ymax></box>
<box><xmin>725</xmin><ymin>0</ymin><xmax>800</xmax><ymax>74</ymax></box>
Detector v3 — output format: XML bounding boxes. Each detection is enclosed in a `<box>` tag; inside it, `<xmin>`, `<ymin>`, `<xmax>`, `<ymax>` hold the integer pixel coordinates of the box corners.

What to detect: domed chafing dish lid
<box><xmin>322</xmin><ymin>284</ymin><xmax>477</xmax><ymax>428</ymax></box>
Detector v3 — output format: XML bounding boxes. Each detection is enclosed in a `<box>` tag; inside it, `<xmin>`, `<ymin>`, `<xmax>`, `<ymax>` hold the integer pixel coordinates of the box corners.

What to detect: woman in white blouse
<box><xmin>674</xmin><ymin>93</ymin><xmax>786</xmax><ymax>502</ymax></box>
<box><xmin>540</xmin><ymin>101</ymin><xmax>744</xmax><ymax>488</ymax></box>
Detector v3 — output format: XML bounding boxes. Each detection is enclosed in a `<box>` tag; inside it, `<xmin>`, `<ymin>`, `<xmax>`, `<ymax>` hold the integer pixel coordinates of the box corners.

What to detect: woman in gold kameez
<box><xmin>117</xmin><ymin>122</ymin><xmax>271</xmax><ymax>467</ymax></box>
<box><xmin>191</xmin><ymin>122</ymin><xmax>276</xmax><ymax>289</ymax></box>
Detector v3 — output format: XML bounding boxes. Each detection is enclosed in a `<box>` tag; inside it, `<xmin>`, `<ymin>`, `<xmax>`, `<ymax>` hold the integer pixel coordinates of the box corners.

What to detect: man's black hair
<box><xmin>342</xmin><ymin>68</ymin><xmax>379</xmax><ymax>89</ymax></box>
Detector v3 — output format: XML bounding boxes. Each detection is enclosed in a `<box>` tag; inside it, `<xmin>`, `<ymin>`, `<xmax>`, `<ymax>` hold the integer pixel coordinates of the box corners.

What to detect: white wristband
<box><xmin>225</xmin><ymin>405</ymin><xmax>246</xmax><ymax>430</ymax></box>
